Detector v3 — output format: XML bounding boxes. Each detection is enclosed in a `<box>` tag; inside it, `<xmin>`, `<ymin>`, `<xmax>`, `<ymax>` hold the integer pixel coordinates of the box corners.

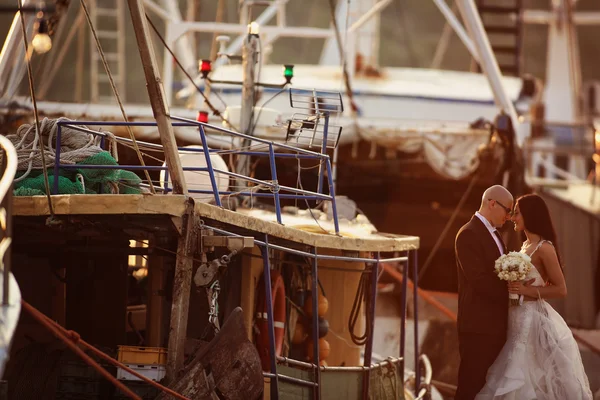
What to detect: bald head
<box><xmin>479</xmin><ymin>185</ymin><xmax>513</xmax><ymax>228</ymax></box>
<box><xmin>481</xmin><ymin>185</ymin><xmax>513</xmax><ymax>209</ymax></box>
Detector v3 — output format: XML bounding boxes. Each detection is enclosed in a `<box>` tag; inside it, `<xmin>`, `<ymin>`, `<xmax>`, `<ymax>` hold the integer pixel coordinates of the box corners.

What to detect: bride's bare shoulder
<box><xmin>537</xmin><ymin>242</ymin><xmax>559</xmax><ymax>265</ymax></box>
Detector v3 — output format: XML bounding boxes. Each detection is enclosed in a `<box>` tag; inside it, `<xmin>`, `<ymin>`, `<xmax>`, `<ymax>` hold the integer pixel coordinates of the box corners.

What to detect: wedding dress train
<box><xmin>476</xmin><ymin>241</ymin><xmax>592</xmax><ymax>400</ymax></box>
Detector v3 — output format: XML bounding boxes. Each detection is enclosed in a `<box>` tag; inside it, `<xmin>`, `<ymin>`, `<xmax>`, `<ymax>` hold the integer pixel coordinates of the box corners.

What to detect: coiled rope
<box><xmin>4</xmin><ymin>117</ymin><xmax>118</xmax><ymax>182</ymax></box>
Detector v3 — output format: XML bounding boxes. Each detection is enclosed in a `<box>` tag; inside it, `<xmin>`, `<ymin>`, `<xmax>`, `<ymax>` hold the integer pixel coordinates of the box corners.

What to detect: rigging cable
<box><xmin>145</xmin><ymin>15</ymin><xmax>238</xmax><ymax>131</ymax></box>
<box><xmin>326</xmin><ymin>0</ymin><xmax>359</xmax><ymax>114</ymax></box>
<box><xmin>17</xmin><ymin>0</ymin><xmax>54</xmax><ymax>217</ymax></box>
<box><xmin>80</xmin><ymin>0</ymin><xmax>155</xmax><ymax>194</ymax></box>
<box><xmin>250</xmin><ymin>87</ymin><xmax>287</xmax><ymax>135</ymax></box>
<box><xmin>418</xmin><ymin>171</ymin><xmax>480</xmax><ymax>281</ymax></box>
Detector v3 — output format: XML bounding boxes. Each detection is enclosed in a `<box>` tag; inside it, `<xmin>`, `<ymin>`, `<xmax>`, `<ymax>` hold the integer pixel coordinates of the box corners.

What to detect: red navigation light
<box><xmin>197</xmin><ymin>111</ymin><xmax>209</xmax><ymax>123</ymax></box>
<box><xmin>199</xmin><ymin>59</ymin><xmax>212</xmax><ymax>79</ymax></box>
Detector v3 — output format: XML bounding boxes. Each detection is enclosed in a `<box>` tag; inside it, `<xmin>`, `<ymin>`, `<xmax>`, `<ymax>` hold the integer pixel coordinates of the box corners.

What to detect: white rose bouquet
<box><xmin>494</xmin><ymin>251</ymin><xmax>532</xmax><ymax>306</ymax></box>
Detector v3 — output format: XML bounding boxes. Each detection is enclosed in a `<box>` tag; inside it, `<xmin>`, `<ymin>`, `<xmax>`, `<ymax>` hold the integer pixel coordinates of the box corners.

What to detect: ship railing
<box><xmin>413</xmin><ymin>354</ymin><xmax>433</xmax><ymax>400</ymax></box>
<box><xmin>522</xmin><ymin>120</ymin><xmax>594</xmax><ymax>186</ymax></box>
<box><xmin>202</xmin><ymin>223</ymin><xmax>423</xmax><ymax>399</ymax></box>
<box><xmin>53</xmin><ymin>117</ymin><xmax>341</xmax><ymax>234</ymax></box>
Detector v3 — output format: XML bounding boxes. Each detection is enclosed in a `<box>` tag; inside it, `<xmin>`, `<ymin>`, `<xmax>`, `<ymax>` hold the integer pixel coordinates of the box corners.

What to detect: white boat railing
<box><xmin>0</xmin><ymin>135</ymin><xmax>17</xmax><ymax>304</ymax></box>
<box><xmin>523</xmin><ymin>121</ymin><xmax>593</xmax><ymax>187</ymax></box>
<box><xmin>0</xmin><ymin>134</ymin><xmax>18</xmax><ymax>379</ymax></box>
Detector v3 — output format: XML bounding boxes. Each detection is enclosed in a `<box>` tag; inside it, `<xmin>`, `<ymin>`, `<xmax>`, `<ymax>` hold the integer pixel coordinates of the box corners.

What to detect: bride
<box><xmin>476</xmin><ymin>194</ymin><xmax>592</xmax><ymax>399</ymax></box>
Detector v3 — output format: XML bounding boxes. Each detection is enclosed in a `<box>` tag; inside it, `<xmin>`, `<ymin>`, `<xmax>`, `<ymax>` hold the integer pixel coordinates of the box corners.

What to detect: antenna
<box><xmin>285</xmin><ymin>88</ymin><xmax>344</xmax><ymax>151</ymax></box>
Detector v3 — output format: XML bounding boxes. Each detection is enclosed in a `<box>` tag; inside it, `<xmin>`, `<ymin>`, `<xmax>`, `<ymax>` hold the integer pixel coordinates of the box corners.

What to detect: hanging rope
<box><xmin>17</xmin><ymin>0</ymin><xmax>54</xmax><ymax>217</ymax></box>
<box><xmin>348</xmin><ymin>268</ymin><xmax>373</xmax><ymax>346</ymax></box>
<box><xmin>80</xmin><ymin>0</ymin><xmax>156</xmax><ymax>194</ymax></box>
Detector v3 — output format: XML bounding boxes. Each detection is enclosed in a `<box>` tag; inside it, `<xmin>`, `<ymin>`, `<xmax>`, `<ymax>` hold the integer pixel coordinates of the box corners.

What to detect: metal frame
<box><xmin>202</xmin><ymin>223</ymin><xmax>422</xmax><ymax>398</ymax></box>
<box><xmin>52</xmin><ymin>117</ymin><xmax>341</xmax><ymax>234</ymax></box>
<box><xmin>22</xmin><ymin>114</ymin><xmax>426</xmax><ymax>398</ymax></box>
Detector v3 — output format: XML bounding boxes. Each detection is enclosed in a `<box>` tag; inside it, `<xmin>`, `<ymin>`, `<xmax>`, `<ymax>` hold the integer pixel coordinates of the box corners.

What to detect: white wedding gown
<box><xmin>476</xmin><ymin>241</ymin><xmax>592</xmax><ymax>400</ymax></box>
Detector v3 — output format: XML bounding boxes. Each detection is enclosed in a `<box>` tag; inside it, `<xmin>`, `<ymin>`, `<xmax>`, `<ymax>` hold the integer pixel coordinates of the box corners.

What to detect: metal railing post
<box><xmin>259</xmin><ymin>237</ymin><xmax>279</xmax><ymax>399</ymax></box>
<box><xmin>53</xmin><ymin>123</ymin><xmax>62</xmax><ymax>195</ymax></box>
<box><xmin>362</xmin><ymin>252</ymin><xmax>380</xmax><ymax>398</ymax></box>
<box><xmin>325</xmin><ymin>158</ymin><xmax>340</xmax><ymax>234</ymax></box>
<box><xmin>198</xmin><ymin>125</ymin><xmax>222</xmax><ymax>206</ymax></box>
<box><xmin>413</xmin><ymin>249</ymin><xmax>420</xmax><ymax>395</ymax></box>
<box><xmin>268</xmin><ymin>144</ymin><xmax>282</xmax><ymax>224</ymax></box>
<box><xmin>316</xmin><ymin>112</ymin><xmax>330</xmax><ymax>195</ymax></box>
<box><xmin>399</xmin><ymin>252</ymin><xmax>409</xmax><ymax>378</ymax></box>
<box><xmin>311</xmin><ymin>247</ymin><xmax>321</xmax><ymax>400</ymax></box>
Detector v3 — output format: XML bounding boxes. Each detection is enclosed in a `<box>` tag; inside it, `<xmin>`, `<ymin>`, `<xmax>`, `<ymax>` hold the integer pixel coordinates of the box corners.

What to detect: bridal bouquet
<box><xmin>494</xmin><ymin>251</ymin><xmax>532</xmax><ymax>306</ymax></box>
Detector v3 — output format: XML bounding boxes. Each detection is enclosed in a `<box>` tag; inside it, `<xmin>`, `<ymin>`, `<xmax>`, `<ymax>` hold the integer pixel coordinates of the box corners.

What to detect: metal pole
<box><xmin>324</xmin><ymin>159</ymin><xmax>340</xmax><ymax>234</ymax></box>
<box><xmin>362</xmin><ymin>252</ymin><xmax>380</xmax><ymax>398</ymax></box>
<box><xmin>455</xmin><ymin>0</ymin><xmax>522</xmax><ymax>145</ymax></box>
<box><xmin>432</xmin><ymin>0</ymin><xmax>479</xmax><ymax>63</ymax></box>
<box><xmin>198</xmin><ymin>125</ymin><xmax>223</xmax><ymax>206</ymax></box>
<box><xmin>235</xmin><ymin>32</ymin><xmax>259</xmax><ymax>190</ymax></box>
<box><xmin>53</xmin><ymin>124</ymin><xmax>62</xmax><ymax>195</ymax></box>
<box><xmin>268</xmin><ymin>144</ymin><xmax>283</xmax><ymax>224</ymax></box>
<box><xmin>399</xmin><ymin>253</ymin><xmax>409</xmax><ymax>378</ymax></box>
<box><xmin>311</xmin><ymin>247</ymin><xmax>321</xmax><ymax>400</ymax></box>
<box><xmin>430</xmin><ymin>1</ymin><xmax>458</xmax><ymax>69</ymax></box>
<box><xmin>412</xmin><ymin>250</ymin><xmax>420</xmax><ymax>395</ymax></box>
<box><xmin>260</xmin><ymin>237</ymin><xmax>280</xmax><ymax>399</ymax></box>
<box><xmin>316</xmin><ymin>113</ymin><xmax>330</xmax><ymax>195</ymax></box>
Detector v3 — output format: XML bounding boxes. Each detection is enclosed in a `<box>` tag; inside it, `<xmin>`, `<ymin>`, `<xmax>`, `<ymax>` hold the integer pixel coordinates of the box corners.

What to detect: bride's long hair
<box><xmin>516</xmin><ymin>194</ymin><xmax>563</xmax><ymax>267</ymax></box>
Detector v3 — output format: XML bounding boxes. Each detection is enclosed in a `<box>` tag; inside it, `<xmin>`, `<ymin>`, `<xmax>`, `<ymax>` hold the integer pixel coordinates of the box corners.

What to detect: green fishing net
<box><xmin>13</xmin><ymin>151</ymin><xmax>144</xmax><ymax>196</ymax></box>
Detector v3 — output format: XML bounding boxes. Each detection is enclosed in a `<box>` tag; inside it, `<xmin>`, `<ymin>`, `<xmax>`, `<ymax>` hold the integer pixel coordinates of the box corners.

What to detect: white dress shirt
<box><xmin>475</xmin><ymin>211</ymin><xmax>503</xmax><ymax>255</ymax></box>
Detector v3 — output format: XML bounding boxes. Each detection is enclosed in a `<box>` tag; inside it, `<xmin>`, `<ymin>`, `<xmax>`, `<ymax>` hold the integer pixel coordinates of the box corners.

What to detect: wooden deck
<box><xmin>13</xmin><ymin>194</ymin><xmax>420</xmax><ymax>252</ymax></box>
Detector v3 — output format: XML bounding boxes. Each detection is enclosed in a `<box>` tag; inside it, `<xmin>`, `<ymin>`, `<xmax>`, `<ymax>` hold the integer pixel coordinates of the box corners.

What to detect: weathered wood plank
<box><xmin>12</xmin><ymin>194</ymin><xmax>420</xmax><ymax>252</ymax></box>
<box><xmin>166</xmin><ymin>198</ymin><xmax>197</xmax><ymax>380</ymax></box>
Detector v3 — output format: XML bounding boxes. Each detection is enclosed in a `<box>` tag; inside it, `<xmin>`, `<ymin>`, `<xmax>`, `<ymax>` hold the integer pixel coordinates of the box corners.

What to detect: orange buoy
<box><xmin>303</xmin><ymin>291</ymin><xmax>329</xmax><ymax>317</ymax></box>
<box><xmin>292</xmin><ymin>321</ymin><xmax>307</xmax><ymax>344</ymax></box>
<box><xmin>306</xmin><ymin>338</ymin><xmax>330</xmax><ymax>361</ymax></box>
<box><xmin>254</xmin><ymin>270</ymin><xmax>286</xmax><ymax>371</ymax></box>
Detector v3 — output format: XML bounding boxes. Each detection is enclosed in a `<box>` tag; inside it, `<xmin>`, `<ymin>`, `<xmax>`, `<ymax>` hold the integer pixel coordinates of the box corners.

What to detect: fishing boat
<box><xmin>1</xmin><ymin>0</ymin><xmax>599</xmax><ymax>398</ymax></box>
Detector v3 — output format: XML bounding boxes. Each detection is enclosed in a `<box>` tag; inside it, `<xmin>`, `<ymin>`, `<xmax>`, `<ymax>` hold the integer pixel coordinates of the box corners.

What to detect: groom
<box><xmin>454</xmin><ymin>185</ymin><xmax>513</xmax><ymax>399</ymax></box>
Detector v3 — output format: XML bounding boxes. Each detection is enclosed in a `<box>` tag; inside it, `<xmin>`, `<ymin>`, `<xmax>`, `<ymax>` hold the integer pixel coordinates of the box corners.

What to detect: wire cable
<box><xmin>145</xmin><ymin>14</ymin><xmax>238</xmax><ymax>131</ymax></box>
<box><xmin>17</xmin><ymin>0</ymin><xmax>54</xmax><ymax>216</ymax></box>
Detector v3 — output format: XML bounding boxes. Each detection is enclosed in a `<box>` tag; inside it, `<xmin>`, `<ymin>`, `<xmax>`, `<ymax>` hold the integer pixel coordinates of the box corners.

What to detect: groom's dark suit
<box><xmin>455</xmin><ymin>215</ymin><xmax>509</xmax><ymax>400</ymax></box>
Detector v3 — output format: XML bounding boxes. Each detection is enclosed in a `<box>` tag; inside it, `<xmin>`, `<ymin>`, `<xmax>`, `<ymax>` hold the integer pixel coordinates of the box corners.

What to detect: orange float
<box><xmin>306</xmin><ymin>338</ymin><xmax>331</xmax><ymax>361</ymax></box>
<box><xmin>303</xmin><ymin>291</ymin><xmax>329</xmax><ymax>317</ymax></box>
<box><xmin>292</xmin><ymin>321</ymin><xmax>307</xmax><ymax>344</ymax></box>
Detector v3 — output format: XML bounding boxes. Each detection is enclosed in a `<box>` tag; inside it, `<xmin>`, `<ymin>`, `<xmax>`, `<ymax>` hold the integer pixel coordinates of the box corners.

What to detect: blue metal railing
<box><xmin>52</xmin><ymin>118</ymin><xmax>341</xmax><ymax>234</ymax></box>
<box><xmin>46</xmin><ymin>117</ymin><xmax>425</xmax><ymax>397</ymax></box>
<box><xmin>204</xmin><ymin>223</ymin><xmax>420</xmax><ymax>398</ymax></box>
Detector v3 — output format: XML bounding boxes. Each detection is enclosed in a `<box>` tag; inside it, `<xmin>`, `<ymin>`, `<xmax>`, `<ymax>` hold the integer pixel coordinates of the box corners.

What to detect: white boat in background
<box><xmin>0</xmin><ymin>135</ymin><xmax>20</xmax><ymax>379</ymax></box>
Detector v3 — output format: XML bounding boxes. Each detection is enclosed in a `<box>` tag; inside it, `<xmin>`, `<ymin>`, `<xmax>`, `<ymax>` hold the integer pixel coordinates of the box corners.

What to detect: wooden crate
<box><xmin>117</xmin><ymin>346</ymin><xmax>167</xmax><ymax>365</ymax></box>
